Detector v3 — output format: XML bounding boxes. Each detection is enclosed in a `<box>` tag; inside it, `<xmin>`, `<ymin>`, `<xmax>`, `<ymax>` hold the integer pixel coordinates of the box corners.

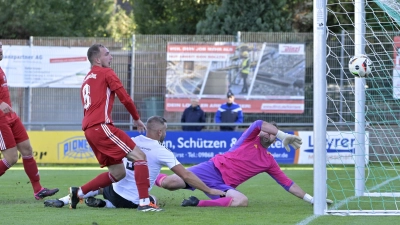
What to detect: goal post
<box><xmin>314</xmin><ymin>0</ymin><xmax>400</xmax><ymax>215</ymax></box>
<box><xmin>313</xmin><ymin>0</ymin><xmax>328</xmax><ymax>215</ymax></box>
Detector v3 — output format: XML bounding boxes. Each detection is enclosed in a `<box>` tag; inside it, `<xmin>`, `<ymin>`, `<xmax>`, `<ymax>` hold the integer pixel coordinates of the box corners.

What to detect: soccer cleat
<box><xmin>34</xmin><ymin>188</ymin><xmax>60</xmax><ymax>200</ymax></box>
<box><xmin>44</xmin><ymin>199</ymin><xmax>65</xmax><ymax>208</ymax></box>
<box><xmin>149</xmin><ymin>194</ymin><xmax>157</xmax><ymax>205</ymax></box>
<box><xmin>85</xmin><ymin>197</ymin><xmax>106</xmax><ymax>208</ymax></box>
<box><xmin>137</xmin><ymin>202</ymin><xmax>163</xmax><ymax>212</ymax></box>
<box><xmin>69</xmin><ymin>187</ymin><xmax>82</xmax><ymax>209</ymax></box>
<box><xmin>181</xmin><ymin>196</ymin><xmax>199</xmax><ymax>207</ymax></box>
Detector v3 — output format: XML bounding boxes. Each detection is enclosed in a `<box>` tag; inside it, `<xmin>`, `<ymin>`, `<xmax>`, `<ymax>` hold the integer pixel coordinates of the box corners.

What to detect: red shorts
<box><xmin>84</xmin><ymin>123</ymin><xmax>136</xmax><ymax>167</ymax></box>
<box><xmin>0</xmin><ymin>117</ymin><xmax>29</xmax><ymax>150</ymax></box>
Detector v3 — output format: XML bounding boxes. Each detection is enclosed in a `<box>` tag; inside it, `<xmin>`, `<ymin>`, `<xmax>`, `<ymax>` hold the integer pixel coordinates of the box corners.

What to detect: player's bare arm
<box><xmin>171</xmin><ymin>164</ymin><xmax>225</xmax><ymax>196</ymax></box>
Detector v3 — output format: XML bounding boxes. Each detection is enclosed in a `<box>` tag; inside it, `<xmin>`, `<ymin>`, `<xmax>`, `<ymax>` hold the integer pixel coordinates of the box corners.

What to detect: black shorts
<box><xmin>102</xmin><ymin>185</ymin><xmax>139</xmax><ymax>208</ymax></box>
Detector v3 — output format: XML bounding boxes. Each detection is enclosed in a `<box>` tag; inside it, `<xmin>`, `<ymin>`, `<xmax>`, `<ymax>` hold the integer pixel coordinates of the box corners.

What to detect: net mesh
<box><xmin>325</xmin><ymin>0</ymin><xmax>400</xmax><ymax>214</ymax></box>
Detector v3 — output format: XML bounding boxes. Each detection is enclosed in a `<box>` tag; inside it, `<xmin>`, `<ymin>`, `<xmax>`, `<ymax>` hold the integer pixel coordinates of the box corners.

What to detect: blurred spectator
<box><xmin>181</xmin><ymin>98</ymin><xmax>206</xmax><ymax>131</ymax></box>
<box><xmin>215</xmin><ymin>91</ymin><xmax>243</xmax><ymax>131</ymax></box>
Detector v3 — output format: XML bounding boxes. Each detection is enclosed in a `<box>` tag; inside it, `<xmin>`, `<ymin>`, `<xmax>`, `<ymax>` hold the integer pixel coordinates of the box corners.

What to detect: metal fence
<box><xmin>1</xmin><ymin>32</ymin><xmax>396</xmax><ymax>131</ymax></box>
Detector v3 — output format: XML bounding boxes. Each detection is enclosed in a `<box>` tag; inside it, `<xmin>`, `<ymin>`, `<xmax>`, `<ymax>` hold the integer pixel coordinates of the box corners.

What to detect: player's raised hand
<box><xmin>134</xmin><ymin>119</ymin><xmax>146</xmax><ymax>133</ymax></box>
<box><xmin>0</xmin><ymin>102</ymin><xmax>14</xmax><ymax>114</ymax></box>
<box><xmin>276</xmin><ymin>131</ymin><xmax>302</xmax><ymax>152</ymax></box>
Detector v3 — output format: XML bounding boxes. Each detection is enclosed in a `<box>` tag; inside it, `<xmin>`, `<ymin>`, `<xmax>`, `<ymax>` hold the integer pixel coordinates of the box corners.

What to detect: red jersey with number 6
<box><xmin>80</xmin><ymin>66</ymin><xmax>125</xmax><ymax>130</ymax></box>
<box><xmin>0</xmin><ymin>67</ymin><xmax>18</xmax><ymax>123</ymax></box>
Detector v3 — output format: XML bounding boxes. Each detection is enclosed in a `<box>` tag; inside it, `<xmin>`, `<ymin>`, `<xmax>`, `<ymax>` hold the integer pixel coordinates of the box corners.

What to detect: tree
<box><xmin>287</xmin><ymin>0</ymin><xmax>313</xmax><ymax>32</ymax></box>
<box><xmin>196</xmin><ymin>0</ymin><xmax>292</xmax><ymax>35</ymax></box>
<box><xmin>130</xmin><ymin>0</ymin><xmax>221</xmax><ymax>34</ymax></box>
<box><xmin>107</xmin><ymin>5</ymin><xmax>137</xmax><ymax>40</ymax></box>
<box><xmin>0</xmin><ymin>0</ymin><xmax>128</xmax><ymax>39</ymax></box>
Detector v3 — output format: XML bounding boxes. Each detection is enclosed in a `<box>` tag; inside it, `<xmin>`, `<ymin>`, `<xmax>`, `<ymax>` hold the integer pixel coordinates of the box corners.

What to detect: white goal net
<box><xmin>315</xmin><ymin>0</ymin><xmax>400</xmax><ymax>215</ymax></box>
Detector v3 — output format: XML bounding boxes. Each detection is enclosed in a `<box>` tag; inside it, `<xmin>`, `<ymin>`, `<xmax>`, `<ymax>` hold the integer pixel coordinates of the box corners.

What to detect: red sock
<box><xmin>134</xmin><ymin>160</ymin><xmax>150</xmax><ymax>199</ymax></box>
<box><xmin>22</xmin><ymin>155</ymin><xmax>42</xmax><ymax>193</ymax></box>
<box><xmin>197</xmin><ymin>197</ymin><xmax>233</xmax><ymax>207</ymax></box>
<box><xmin>81</xmin><ymin>172</ymin><xmax>117</xmax><ymax>195</ymax></box>
<box><xmin>0</xmin><ymin>158</ymin><xmax>11</xmax><ymax>176</ymax></box>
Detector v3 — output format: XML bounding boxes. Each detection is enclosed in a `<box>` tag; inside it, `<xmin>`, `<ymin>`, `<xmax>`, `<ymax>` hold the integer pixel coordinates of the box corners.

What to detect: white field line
<box><xmin>296</xmin><ymin>175</ymin><xmax>400</xmax><ymax>225</ymax></box>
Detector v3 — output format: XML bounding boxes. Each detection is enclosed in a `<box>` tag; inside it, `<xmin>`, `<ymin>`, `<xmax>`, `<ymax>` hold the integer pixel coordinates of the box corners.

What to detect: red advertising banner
<box><xmin>166</xmin><ymin>42</ymin><xmax>306</xmax><ymax>113</ymax></box>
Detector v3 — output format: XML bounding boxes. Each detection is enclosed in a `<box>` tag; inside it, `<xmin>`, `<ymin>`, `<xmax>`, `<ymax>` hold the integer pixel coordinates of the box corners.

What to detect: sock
<box><xmin>22</xmin><ymin>155</ymin><xmax>42</xmax><ymax>193</ymax></box>
<box><xmin>82</xmin><ymin>190</ymin><xmax>99</xmax><ymax>198</ymax></box>
<box><xmin>104</xmin><ymin>200</ymin><xmax>116</xmax><ymax>208</ymax></box>
<box><xmin>0</xmin><ymin>158</ymin><xmax>11</xmax><ymax>176</ymax></box>
<box><xmin>77</xmin><ymin>188</ymin><xmax>84</xmax><ymax>198</ymax></box>
<box><xmin>155</xmin><ymin>173</ymin><xmax>167</xmax><ymax>187</ymax></box>
<box><xmin>59</xmin><ymin>195</ymin><xmax>70</xmax><ymax>205</ymax></box>
<box><xmin>81</xmin><ymin>172</ymin><xmax>117</xmax><ymax>196</ymax></box>
<box><xmin>133</xmin><ymin>160</ymin><xmax>150</xmax><ymax>199</ymax></box>
<box><xmin>139</xmin><ymin>198</ymin><xmax>150</xmax><ymax>205</ymax></box>
<box><xmin>197</xmin><ymin>197</ymin><xmax>233</xmax><ymax>207</ymax></box>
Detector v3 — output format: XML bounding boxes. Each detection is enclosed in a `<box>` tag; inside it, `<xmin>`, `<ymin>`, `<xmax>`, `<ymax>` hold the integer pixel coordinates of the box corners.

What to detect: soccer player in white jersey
<box><xmin>44</xmin><ymin>116</ymin><xmax>225</xmax><ymax>209</ymax></box>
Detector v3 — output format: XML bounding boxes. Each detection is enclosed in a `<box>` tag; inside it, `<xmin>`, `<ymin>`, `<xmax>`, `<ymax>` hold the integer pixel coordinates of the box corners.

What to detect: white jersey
<box><xmin>112</xmin><ymin>135</ymin><xmax>180</xmax><ymax>204</ymax></box>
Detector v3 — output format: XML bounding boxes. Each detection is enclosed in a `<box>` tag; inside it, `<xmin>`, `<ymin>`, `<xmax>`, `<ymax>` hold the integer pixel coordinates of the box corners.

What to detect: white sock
<box><xmin>77</xmin><ymin>188</ymin><xmax>84</xmax><ymax>198</ymax></box>
<box><xmin>82</xmin><ymin>190</ymin><xmax>99</xmax><ymax>199</ymax></box>
<box><xmin>59</xmin><ymin>195</ymin><xmax>70</xmax><ymax>205</ymax></box>
<box><xmin>303</xmin><ymin>193</ymin><xmax>313</xmax><ymax>204</ymax></box>
<box><xmin>139</xmin><ymin>198</ymin><xmax>150</xmax><ymax>205</ymax></box>
<box><xmin>104</xmin><ymin>200</ymin><xmax>116</xmax><ymax>208</ymax></box>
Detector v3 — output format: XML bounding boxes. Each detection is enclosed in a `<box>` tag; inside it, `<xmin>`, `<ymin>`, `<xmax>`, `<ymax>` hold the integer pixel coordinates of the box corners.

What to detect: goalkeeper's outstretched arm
<box><xmin>288</xmin><ymin>183</ymin><xmax>333</xmax><ymax>205</ymax></box>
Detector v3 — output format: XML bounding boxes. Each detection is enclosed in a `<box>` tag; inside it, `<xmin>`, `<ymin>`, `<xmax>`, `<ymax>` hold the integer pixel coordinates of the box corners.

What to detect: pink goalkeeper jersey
<box><xmin>212</xmin><ymin>120</ymin><xmax>293</xmax><ymax>189</ymax></box>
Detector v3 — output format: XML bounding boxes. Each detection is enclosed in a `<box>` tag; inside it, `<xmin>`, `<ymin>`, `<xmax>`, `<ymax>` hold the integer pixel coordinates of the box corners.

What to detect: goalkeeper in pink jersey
<box><xmin>155</xmin><ymin>120</ymin><xmax>332</xmax><ymax>207</ymax></box>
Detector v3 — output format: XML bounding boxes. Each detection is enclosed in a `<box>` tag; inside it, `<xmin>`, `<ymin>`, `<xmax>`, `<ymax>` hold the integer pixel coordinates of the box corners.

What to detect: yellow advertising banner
<box><xmin>0</xmin><ymin>131</ymin><xmax>98</xmax><ymax>164</ymax></box>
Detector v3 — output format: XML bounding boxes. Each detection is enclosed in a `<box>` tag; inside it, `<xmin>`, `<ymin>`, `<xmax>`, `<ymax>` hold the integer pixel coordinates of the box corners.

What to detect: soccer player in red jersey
<box><xmin>69</xmin><ymin>43</ymin><xmax>161</xmax><ymax>211</ymax></box>
<box><xmin>0</xmin><ymin>41</ymin><xmax>59</xmax><ymax>200</ymax></box>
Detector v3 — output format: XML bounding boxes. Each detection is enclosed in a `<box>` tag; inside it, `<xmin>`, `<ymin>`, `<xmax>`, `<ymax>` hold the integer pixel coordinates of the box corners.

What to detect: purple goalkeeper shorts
<box><xmin>187</xmin><ymin>160</ymin><xmax>234</xmax><ymax>199</ymax></box>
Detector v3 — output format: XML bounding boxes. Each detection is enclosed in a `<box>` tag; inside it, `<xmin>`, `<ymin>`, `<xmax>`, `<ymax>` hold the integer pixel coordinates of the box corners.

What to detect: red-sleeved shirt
<box><xmin>0</xmin><ymin>67</ymin><xmax>18</xmax><ymax>123</ymax></box>
<box><xmin>80</xmin><ymin>66</ymin><xmax>140</xmax><ymax>131</ymax></box>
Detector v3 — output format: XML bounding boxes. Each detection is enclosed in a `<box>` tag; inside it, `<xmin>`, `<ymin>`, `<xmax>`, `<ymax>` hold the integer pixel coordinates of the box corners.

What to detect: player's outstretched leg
<box><xmin>181</xmin><ymin>196</ymin><xmax>199</xmax><ymax>207</ymax></box>
<box><xmin>85</xmin><ymin>197</ymin><xmax>106</xmax><ymax>208</ymax></box>
<box><xmin>182</xmin><ymin>196</ymin><xmax>233</xmax><ymax>207</ymax></box>
<box><xmin>34</xmin><ymin>188</ymin><xmax>60</xmax><ymax>200</ymax></box>
<box><xmin>44</xmin><ymin>199</ymin><xmax>65</xmax><ymax>208</ymax></box>
<box><xmin>155</xmin><ymin>173</ymin><xmax>167</xmax><ymax>187</ymax></box>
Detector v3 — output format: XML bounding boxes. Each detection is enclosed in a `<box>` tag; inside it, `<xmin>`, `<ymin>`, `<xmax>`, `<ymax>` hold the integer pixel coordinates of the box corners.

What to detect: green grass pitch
<box><xmin>0</xmin><ymin>166</ymin><xmax>399</xmax><ymax>225</ymax></box>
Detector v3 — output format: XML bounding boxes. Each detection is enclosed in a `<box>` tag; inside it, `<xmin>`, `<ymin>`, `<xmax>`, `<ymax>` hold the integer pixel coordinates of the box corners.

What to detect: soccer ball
<box><xmin>348</xmin><ymin>55</ymin><xmax>372</xmax><ymax>77</ymax></box>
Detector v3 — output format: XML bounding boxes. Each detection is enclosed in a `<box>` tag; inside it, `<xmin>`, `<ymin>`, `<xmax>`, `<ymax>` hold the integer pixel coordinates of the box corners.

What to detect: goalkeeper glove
<box><xmin>303</xmin><ymin>193</ymin><xmax>333</xmax><ymax>205</ymax></box>
<box><xmin>276</xmin><ymin>130</ymin><xmax>303</xmax><ymax>151</ymax></box>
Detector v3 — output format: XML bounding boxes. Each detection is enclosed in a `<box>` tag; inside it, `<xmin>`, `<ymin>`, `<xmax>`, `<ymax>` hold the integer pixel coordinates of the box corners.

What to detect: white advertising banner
<box><xmin>1</xmin><ymin>46</ymin><xmax>90</xmax><ymax>87</ymax></box>
<box><xmin>297</xmin><ymin>131</ymin><xmax>369</xmax><ymax>164</ymax></box>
